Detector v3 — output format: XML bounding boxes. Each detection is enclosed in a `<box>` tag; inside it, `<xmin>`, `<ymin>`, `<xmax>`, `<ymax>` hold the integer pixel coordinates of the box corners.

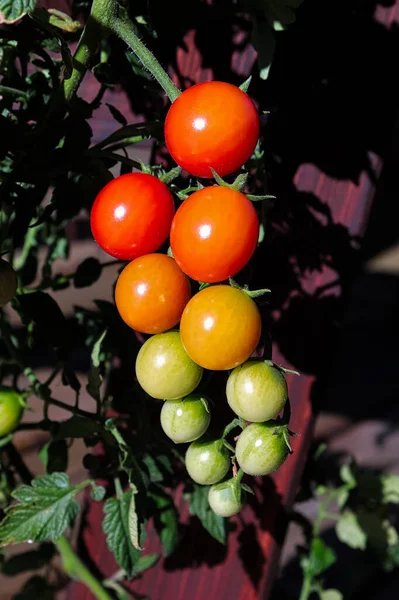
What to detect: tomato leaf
<box><xmin>86</xmin><ymin>329</ymin><xmax>107</xmax><ymax>403</ymax></box>
<box><xmin>128</xmin><ymin>490</ymin><xmax>143</xmax><ymax>550</ymax></box>
<box><xmin>0</xmin><ymin>473</ymin><xmax>90</xmax><ymax>546</ymax></box>
<box><xmin>106</xmin><ymin>103</ymin><xmax>128</xmax><ymax>126</ymax></box>
<box><xmin>103</xmin><ymin>489</ymin><xmax>142</xmax><ymax>577</ymax></box>
<box><xmin>188</xmin><ymin>484</ymin><xmax>227</xmax><ymax>545</ymax></box>
<box><xmin>381</xmin><ymin>474</ymin><xmax>399</xmax><ymax>504</ymax></box>
<box><xmin>301</xmin><ymin>538</ymin><xmax>336</xmax><ymax>577</ymax></box>
<box><xmin>335</xmin><ymin>510</ymin><xmax>367</xmax><ymax>550</ymax></box>
<box><xmin>149</xmin><ymin>488</ymin><xmax>179</xmax><ymax>557</ymax></box>
<box><xmin>2</xmin><ymin>542</ymin><xmax>55</xmax><ymax>575</ymax></box>
<box><xmin>74</xmin><ymin>258</ymin><xmax>102</xmax><ymax>288</ymax></box>
<box><xmin>0</xmin><ymin>0</ymin><xmax>36</xmax><ymax>24</ymax></box>
<box><xmin>40</xmin><ymin>440</ymin><xmax>68</xmax><ymax>474</ymax></box>
<box><xmin>251</xmin><ymin>19</ymin><xmax>275</xmax><ymax>80</ymax></box>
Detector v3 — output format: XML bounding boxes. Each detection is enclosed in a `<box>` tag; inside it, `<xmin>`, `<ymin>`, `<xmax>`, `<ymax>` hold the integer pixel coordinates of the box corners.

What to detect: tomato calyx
<box><xmin>239</xmin><ymin>76</ymin><xmax>252</xmax><ymax>93</ymax></box>
<box><xmin>229</xmin><ymin>277</ymin><xmax>271</xmax><ymax>299</ymax></box>
<box><xmin>269</xmin><ymin>417</ymin><xmax>297</xmax><ymax>455</ymax></box>
<box><xmin>263</xmin><ymin>359</ymin><xmax>300</xmax><ymax>377</ymax></box>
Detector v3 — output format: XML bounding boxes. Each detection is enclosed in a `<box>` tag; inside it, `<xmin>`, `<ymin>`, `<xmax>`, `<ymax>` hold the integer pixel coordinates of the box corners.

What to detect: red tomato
<box><xmin>180</xmin><ymin>285</ymin><xmax>261</xmax><ymax>370</ymax></box>
<box><xmin>170</xmin><ymin>186</ymin><xmax>259</xmax><ymax>283</ymax></box>
<box><xmin>115</xmin><ymin>254</ymin><xmax>191</xmax><ymax>334</ymax></box>
<box><xmin>90</xmin><ymin>173</ymin><xmax>175</xmax><ymax>260</ymax></box>
<box><xmin>164</xmin><ymin>81</ymin><xmax>260</xmax><ymax>178</ymax></box>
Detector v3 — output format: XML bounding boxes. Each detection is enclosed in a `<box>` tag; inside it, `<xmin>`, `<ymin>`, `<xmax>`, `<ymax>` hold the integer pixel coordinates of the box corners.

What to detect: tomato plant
<box><xmin>0</xmin><ymin>388</ymin><xmax>24</xmax><ymax>437</ymax></box>
<box><xmin>135</xmin><ymin>330</ymin><xmax>203</xmax><ymax>399</ymax></box>
<box><xmin>235</xmin><ymin>421</ymin><xmax>290</xmax><ymax>476</ymax></box>
<box><xmin>180</xmin><ymin>285</ymin><xmax>262</xmax><ymax>370</ymax></box>
<box><xmin>185</xmin><ymin>437</ymin><xmax>231</xmax><ymax>485</ymax></box>
<box><xmin>160</xmin><ymin>395</ymin><xmax>210</xmax><ymax>443</ymax></box>
<box><xmin>90</xmin><ymin>173</ymin><xmax>175</xmax><ymax>260</ymax></box>
<box><xmin>208</xmin><ymin>478</ymin><xmax>246</xmax><ymax>517</ymax></box>
<box><xmin>165</xmin><ymin>81</ymin><xmax>260</xmax><ymax>178</ymax></box>
<box><xmin>226</xmin><ymin>360</ymin><xmax>288</xmax><ymax>422</ymax></box>
<box><xmin>170</xmin><ymin>186</ymin><xmax>259</xmax><ymax>283</ymax></box>
<box><xmin>115</xmin><ymin>254</ymin><xmax>191</xmax><ymax>334</ymax></box>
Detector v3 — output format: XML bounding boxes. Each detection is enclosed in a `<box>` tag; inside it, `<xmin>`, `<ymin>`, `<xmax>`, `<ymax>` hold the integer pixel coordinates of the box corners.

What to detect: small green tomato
<box><xmin>0</xmin><ymin>259</ymin><xmax>17</xmax><ymax>308</ymax></box>
<box><xmin>160</xmin><ymin>395</ymin><xmax>210</xmax><ymax>443</ymax></box>
<box><xmin>0</xmin><ymin>388</ymin><xmax>24</xmax><ymax>437</ymax></box>
<box><xmin>226</xmin><ymin>360</ymin><xmax>287</xmax><ymax>422</ymax></box>
<box><xmin>135</xmin><ymin>331</ymin><xmax>203</xmax><ymax>400</ymax></box>
<box><xmin>185</xmin><ymin>437</ymin><xmax>230</xmax><ymax>485</ymax></box>
<box><xmin>235</xmin><ymin>421</ymin><xmax>289</xmax><ymax>476</ymax></box>
<box><xmin>208</xmin><ymin>478</ymin><xmax>246</xmax><ymax>517</ymax></box>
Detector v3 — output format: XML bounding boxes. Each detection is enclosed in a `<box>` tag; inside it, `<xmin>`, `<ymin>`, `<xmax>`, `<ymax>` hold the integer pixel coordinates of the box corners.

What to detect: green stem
<box><xmin>299</xmin><ymin>575</ymin><xmax>313</xmax><ymax>600</ymax></box>
<box><xmin>222</xmin><ymin>418</ymin><xmax>241</xmax><ymax>438</ymax></box>
<box><xmin>56</xmin><ymin>536</ymin><xmax>114</xmax><ymax>600</ymax></box>
<box><xmin>111</xmin><ymin>16</ymin><xmax>180</xmax><ymax>102</ymax></box>
<box><xmin>0</xmin><ymin>85</ymin><xmax>28</xmax><ymax>101</ymax></box>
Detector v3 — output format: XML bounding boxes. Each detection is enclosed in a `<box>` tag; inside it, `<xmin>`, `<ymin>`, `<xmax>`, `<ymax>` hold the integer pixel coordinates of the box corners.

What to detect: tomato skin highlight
<box><xmin>235</xmin><ymin>421</ymin><xmax>289</xmax><ymax>476</ymax></box>
<box><xmin>160</xmin><ymin>395</ymin><xmax>210</xmax><ymax>444</ymax></box>
<box><xmin>0</xmin><ymin>388</ymin><xmax>24</xmax><ymax>437</ymax></box>
<box><xmin>115</xmin><ymin>254</ymin><xmax>191</xmax><ymax>334</ymax></box>
<box><xmin>165</xmin><ymin>81</ymin><xmax>260</xmax><ymax>178</ymax></box>
<box><xmin>185</xmin><ymin>437</ymin><xmax>230</xmax><ymax>485</ymax></box>
<box><xmin>170</xmin><ymin>186</ymin><xmax>259</xmax><ymax>283</ymax></box>
<box><xmin>180</xmin><ymin>285</ymin><xmax>262</xmax><ymax>371</ymax></box>
<box><xmin>135</xmin><ymin>331</ymin><xmax>203</xmax><ymax>400</ymax></box>
<box><xmin>90</xmin><ymin>173</ymin><xmax>175</xmax><ymax>260</ymax></box>
<box><xmin>226</xmin><ymin>360</ymin><xmax>288</xmax><ymax>422</ymax></box>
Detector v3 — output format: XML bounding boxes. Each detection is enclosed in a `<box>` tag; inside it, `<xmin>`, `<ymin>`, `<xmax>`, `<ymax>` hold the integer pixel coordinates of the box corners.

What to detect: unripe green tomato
<box><xmin>226</xmin><ymin>360</ymin><xmax>287</xmax><ymax>422</ymax></box>
<box><xmin>235</xmin><ymin>421</ymin><xmax>289</xmax><ymax>476</ymax></box>
<box><xmin>0</xmin><ymin>388</ymin><xmax>24</xmax><ymax>437</ymax></box>
<box><xmin>0</xmin><ymin>259</ymin><xmax>17</xmax><ymax>308</ymax></box>
<box><xmin>185</xmin><ymin>437</ymin><xmax>230</xmax><ymax>485</ymax></box>
<box><xmin>135</xmin><ymin>331</ymin><xmax>203</xmax><ymax>400</ymax></box>
<box><xmin>208</xmin><ymin>478</ymin><xmax>246</xmax><ymax>517</ymax></box>
<box><xmin>160</xmin><ymin>395</ymin><xmax>210</xmax><ymax>443</ymax></box>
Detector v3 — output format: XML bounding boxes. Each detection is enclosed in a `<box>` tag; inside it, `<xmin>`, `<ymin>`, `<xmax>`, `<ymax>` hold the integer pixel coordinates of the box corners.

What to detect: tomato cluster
<box><xmin>90</xmin><ymin>82</ymin><xmax>294</xmax><ymax>518</ymax></box>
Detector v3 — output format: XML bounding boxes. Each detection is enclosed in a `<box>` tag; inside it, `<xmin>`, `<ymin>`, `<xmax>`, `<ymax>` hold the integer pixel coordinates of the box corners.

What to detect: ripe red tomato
<box><xmin>170</xmin><ymin>186</ymin><xmax>259</xmax><ymax>283</ymax></box>
<box><xmin>165</xmin><ymin>81</ymin><xmax>260</xmax><ymax>178</ymax></box>
<box><xmin>180</xmin><ymin>285</ymin><xmax>261</xmax><ymax>370</ymax></box>
<box><xmin>90</xmin><ymin>173</ymin><xmax>175</xmax><ymax>260</ymax></box>
<box><xmin>115</xmin><ymin>254</ymin><xmax>191</xmax><ymax>334</ymax></box>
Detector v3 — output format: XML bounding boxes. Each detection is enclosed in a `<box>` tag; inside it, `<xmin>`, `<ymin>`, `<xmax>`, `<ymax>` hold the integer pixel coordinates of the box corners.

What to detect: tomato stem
<box><xmin>222</xmin><ymin>418</ymin><xmax>242</xmax><ymax>439</ymax></box>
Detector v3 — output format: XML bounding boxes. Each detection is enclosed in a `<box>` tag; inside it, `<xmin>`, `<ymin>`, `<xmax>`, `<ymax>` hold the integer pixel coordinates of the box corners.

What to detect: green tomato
<box><xmin>160</xmin><ymin>395</ymin><xmax>210</xmax><ymax>443</ymax></box>
<box><xmin>235</xmin><ymin>421</ymin><xmax>289</xmax><ymax>476</ymax></box>
<box><xmin>226</xmin><ymin>360</ymin><xmax>287</xmax><ymax>422</ymax></box>
<box><xmin>0</xmin><ymin>388</ymin><xmax>24</xmax><ymax>437</ymax></box>
<box><xmin>208</xmin><ymin>478</ymin><xmax>246</xmax><ymax>517</ymax></box>
<box><xmin>135</xmin><ymin>331</ymin><xmax>203</xmax><ymax>400</ymax></box>
<box><xmin>185</xmin><ymin>437</ymin><xmax>230</xmax><ymax>485</ymax></box>
<box><xmin>0</xmin><ymin>259</ymin><xmax>17</xmax><ymax>308</ymax></box>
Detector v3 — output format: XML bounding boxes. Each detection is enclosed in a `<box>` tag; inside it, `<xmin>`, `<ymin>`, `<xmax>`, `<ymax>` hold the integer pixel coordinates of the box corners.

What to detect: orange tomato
<box><xmin>115</xmin><ymin>254</ymin><xmax>191</xmax><ymax>334</ymax></box>
<box><xmin>165</xmin><ymin>81</ymin><xmax>260</xmax><ymax>178</ymax></box>
<box><xmin>170</xmin><ymin>186</ymin><xmax>259</xmax><ymax>283</ymax></box>
<box><xmin>180</xmin><ymin>285</ymin><xmax>261</xmax><ymax>370</ymax></box>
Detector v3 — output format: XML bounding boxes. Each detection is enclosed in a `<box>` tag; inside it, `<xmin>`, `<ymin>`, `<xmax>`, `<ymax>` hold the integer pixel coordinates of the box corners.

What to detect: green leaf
<box><xmin>74</xmin><ymin>258</ymin><xmax>102</xmax><ymax>288</ymax></box>
<box><xmin>239</xmin><ymin>76</ymin><xmax>252</xmax><ymax>93</ymax></box>
<box><xmin>106</xmin><ymin>103</ymin><xmax>128</xmax><ymax>126</ymax></box>
<box><xmin>382</xmin><ymin>474</ymin><xmax>399</xmax><ymax>504</ymax></box>
<box><xmin>103</xmin><ymin>490</ymin><xmax>141</xmax><ymax>577</ymax></box>
<box><xmin>86</xmin><ymin>329</ymin><xmax>107</xmax><ymax>402</ymax></box>
<box><xmin>319</xmin><ymin>590</ymin><xmax>343</xmax><ymax>600</ymax></box>
<box><xmin>188</xmin><ymin>484</ymin><xmax>227</xmax><ymax>544</ymax></box>
<box><xmin>305</xmin><ymin>538</ymin><xmax>336</xmax><ymax>577</ymax></box>
<box><xmin>336</xmin><ymin>510</ymin><xmax>367</xmax><ymax>550</ymax></box>
<box><xmin>251</xmin><ymin>19</ymin><xmax>275</xmax><ymax>80</ymax></box>
<box><xmin>383</xmin><ymin>543</ymin><xmax>399</xmax><ymax>572</ymax></box>
<box><xmin>134</xmin><ymin>553</ymin><xmax>159</xmax><ymax>575</ymax></box>
<box><xmin>0</xmin><ymin>0</ymin><xmax>36</xmax><ymax>24</ymax></box>
<box><xmin>129</xmin><ymin>490</ymin><xmax>143</xmax><ymax>550</ymax></box>
<box><xmin>0</xmin><ymin>473</ymin><xmax>89</xmax><ymax>545</ymax></box>
<box><xmin>150</xmin><ymin>489</ymin><xmax>179</xmax><ymax>557</ymax></box>
<box><xmin>90</xmin><ymin>484</ymin><xmax>106</xmax><ymax>502</ymax></box>
<box><xmin>52</xmin><ymin>416</ymin><xmax>115</xmax><ymax>448</ymax></box>
<box><xmin>16</xmin><ymin>292</ymin><xmax>70</xmax><ymax>348</ymax></box>
<box><xmin>230</xmin><ymin>172</ymin><xmax>248</xmax><ymax>192</ymax></box>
